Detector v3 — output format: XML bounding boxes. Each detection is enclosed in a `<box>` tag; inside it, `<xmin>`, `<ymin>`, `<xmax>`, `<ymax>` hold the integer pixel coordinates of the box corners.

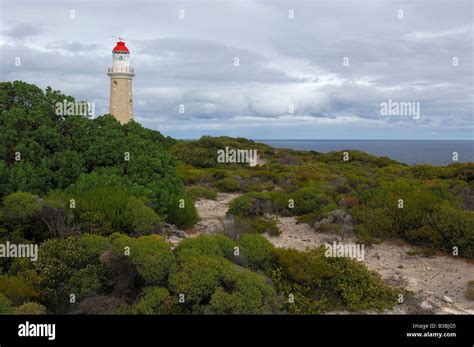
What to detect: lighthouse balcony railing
<box><xmin>108</xmin><ymin>67</ymin><xmax>134</xmax><ymax>74</ymax></box>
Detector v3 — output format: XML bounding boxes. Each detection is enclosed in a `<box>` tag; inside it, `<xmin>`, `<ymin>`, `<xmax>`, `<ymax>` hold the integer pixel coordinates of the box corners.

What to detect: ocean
<box><xmin>256</xmin><ymin>140</ymin><xmax>474</xmax><ymax>166</ymax></box>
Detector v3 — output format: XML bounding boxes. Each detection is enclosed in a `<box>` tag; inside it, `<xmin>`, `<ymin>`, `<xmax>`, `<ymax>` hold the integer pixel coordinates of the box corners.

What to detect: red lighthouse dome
<box><xmin>112</xmin><ymin>40</ymin><xmax>129</xmax><ymax>53</ymax></box>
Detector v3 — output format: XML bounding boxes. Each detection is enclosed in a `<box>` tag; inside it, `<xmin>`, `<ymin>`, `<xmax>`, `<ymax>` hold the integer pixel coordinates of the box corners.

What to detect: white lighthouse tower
<box><xmin>107</xmin><ymin>39</ymin><xmax>135</xmax><ymax>124</ymax></box>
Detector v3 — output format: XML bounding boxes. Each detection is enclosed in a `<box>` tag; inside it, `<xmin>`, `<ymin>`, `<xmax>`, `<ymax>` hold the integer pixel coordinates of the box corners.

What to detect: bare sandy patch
<box><xmin>194</xmin><ymin>193</ymin><xmax>241</xmax><ymax>234</ymax></box>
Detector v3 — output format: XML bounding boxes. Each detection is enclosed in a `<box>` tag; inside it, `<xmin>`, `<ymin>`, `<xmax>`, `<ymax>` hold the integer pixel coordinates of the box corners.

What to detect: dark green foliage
<box><xmin>291</xmin><ymin>187</ymin><xmax>329</xmax><ymax>215</ymax></box>
<box><xmin>110</xmin><ymin>234</ymin><xmax>173</xmax><ymax>285</ymax></box>
<box><xmin>272</xmin><ymin>247</ymin><xmax>396</xmax><ymax>312</ymax></box>
<box><xmin>74</xmin><ymin>187</ymin><xmax>160</xmax><ymax>236</ymax></box>
<box><xmin>169</xmin><ymin>253</ymin><xmax>277</xmax><ymax>314</ymax></box>
<box><xmin>227</xmin><ymin>192</ymin><xmax>277</xmax><ymax>217</ymax></box>
<box><xmin>0</xmin><ymin>81</ymin><xmax>183</xmax><ymax>218</ymax></box>
<box><xmin>133</xmin><ymin>287</ymin><xmax>174</xmax><ymax>314</ymax></box>
<box><xmin>207</xmin><ymin>268</ymin><xmax>276</xmax><ymax>314</ymax></box>
<box><xmin>0</xmin><ymin>274</ymin><xmax>39</xmax><ymax>306</ymax></box>
<box><xmin>214</xmin><ymin>178</ymin><xmax>240</xmax><ymax>192</ymax></box>
<box><xmin>353</xmin><ymin>180</ymin><xmax>473</xmax><ymax>257</ymax></box>
<box><xmin>328</xmin><ymin>257</ymin><xmax>397</xmax><ymax>311</ymax></box>
<box><xmin>168</xmin><ymin>256</ymin><xmax>231</xmax><ymax>308</ymax></box>
<box><xmin>227</xmin><ymin>189</ymin><xmax>329</xmax><ymax>218</ymax></box>
<box><xmin>165</xmin><ymin>197</ymin><xmax>199</xmax><ymax>229</ymax></box>
<box><xmin>67</xmin><ymin>265</ymin><xmax>107</xmax><ymax>300</ymax></box>
<box><xmin>174</xmin><ymin>234</ymin><xmax>236</xmax><ymax>263</ymax></box>
<box><xmin>238</xmin><ymin>234</ymin><xmax>276</xmax><ymax>272</ymax></box>
<box><xmin>423</xmin><ymin>204</ymin><xmax>474</xmax><ymax>258</ymax></box>
<box><xmin>170</xmin><ymin>136</ymin><xmax>272</xmax><ymax>169</ymax></box>
<box><xmin>0</xmin><ymin>293</ymin><xmax>14</xmax><ymax>314</ymax></box>
<box><xmin>250</xmin><ymin>217</ymin><xmax>281</xmax><ymax>236</ymax></box>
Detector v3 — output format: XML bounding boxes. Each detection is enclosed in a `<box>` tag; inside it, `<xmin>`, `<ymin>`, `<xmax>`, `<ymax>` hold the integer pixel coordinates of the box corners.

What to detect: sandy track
<box><xmin>194</xmin><ymin>193</ymin><xmax>241</xmax><ymax>234</ymax></box>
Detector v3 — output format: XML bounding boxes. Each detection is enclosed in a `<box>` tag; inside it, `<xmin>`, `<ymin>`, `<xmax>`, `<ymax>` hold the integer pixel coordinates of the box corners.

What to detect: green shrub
<box><xmin>14</xmin><ymin>302</ymin><xmax>47</xmax><ymax>315</ymax></box>
<box><xmin>174</xmin><ymin>234</ymin><xmax>236</xmax><ymax>263</ymax></box>
<box><xmin>207</xmin><ymin>268</ymin><xmax>276</xmax><ymax>314</ymax></box>
<box><xmin>238</xmin><ymin>234</ymin><xmax>276</xmax><ymax>272</ymax></box>
<box><xmin>327</xmin><ymin>257</ymin><xmax>396</xmax><ymax>311</ymax></box>
<box><xmin>292</xmin><ymin>187</ymin><xmax>328</xmax><ymax>215</ymax></box>
<box><xmin>0</xmin><ymin>274</ymin><xmax>39</xmax><ymax>306</ymax></box>
<box><xmin>424</xmin><ymin>204</ymin><xmax>474</xmax><ymax>258</ymax></box>
<box><xmin>214</xmin><ymin>178</ymin><xmax>240</xmax><ymax>192</ymax></box>
<box><xmin>176</xmin><ymin>165</ymin><xmax>210</xmax><ymax>184</ymax></box>
<box><xmin>133</xmin><ymin>287</ymin><xmax>174</xmax><ymax>314</ymax></box>
<box><xmin>273</xmin><ymin>247</ymin><xmax>333</xmax><ymax>287</ymax></box>
<box><xmin>76</xmin><ymin>234</ymin><xmax>109</xmax><ymax>258</ymax></box>
<box><xmin>2</xmin><ymin>191</ymin><xmax>42</xmax><ymax>221</ymax></box>
<box><xmin>166</xmin><ymin>197</ymin><xmax>199</xmax><ymax>229</ymax></box>
<box><xmin>273</xmin><ymin>247</ymin><xmax>396</xmax><ymax>312</ymax></box>
<box><xmin>227</xmin><ymin>192</ymin><xmax>274</xmax><ymax>217</ymax></box>
<box><xmin>404</xmin><ymin>225</ymin><xmax>441</xmax><ymax>249</ymax></box>
<box><xmin>76</xmin><ymin>186</ymin><xmax>128</xmax><ymax>234</ymax></box>
<box><xmin>250</xmin><ymin>217</ymin><xmax>281</xmax><ymax>236</ymax></box>
<box><xmin>110</xmin><ymin>234</ymin><xmax>173</xmax><ymax>285</ymax></box>
<box><xmin>186</xmin><ymin>186</ymin><xmax>217</xmax><ymax>201</ymax></box>
<box><xmin>168</xmin><ymin>256</ymin><xmax>231</xmax><ymax>308</ymax></box>
<box><xmin>0</xmin><ymin>293</ymin><xmax>14</xmax><ymax>314</ymax></box>
<box><xmin>68</xmin><ymin>265</ymin><xmax>106</xmax><ymax>299</ymax></box>
<box><xmin>125</xmin><ymin>196</ymin><xmax>160</xmax><ymax>235</ymax></box>
<box><xmin>170</xmin><ymin>142</ymin><xmax>216</xmax><ymax>168</ymax></box>
<box><xmin>271</xmin><ymin>268</ymin><xmax>327</xmax><ymax>314</ymax></box>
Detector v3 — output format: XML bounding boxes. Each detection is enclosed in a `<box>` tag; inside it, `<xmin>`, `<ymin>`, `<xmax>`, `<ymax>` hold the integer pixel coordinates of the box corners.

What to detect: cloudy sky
<box><xmin>1</xmin><ymin>0</ymin><xmax>473</xmax><ymax>139</ymax></box>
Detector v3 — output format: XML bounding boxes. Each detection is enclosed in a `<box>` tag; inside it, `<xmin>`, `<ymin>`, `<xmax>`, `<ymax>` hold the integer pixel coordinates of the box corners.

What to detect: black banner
<box><xmin>0</xmin><ymin>314</ymin><xmax>472</xmax><ymax>346</ymax></box>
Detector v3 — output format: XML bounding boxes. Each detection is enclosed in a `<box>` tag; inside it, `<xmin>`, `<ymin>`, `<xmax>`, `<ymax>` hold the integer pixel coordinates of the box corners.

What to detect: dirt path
<box><xmin>194</xmin><ymin>193</ymin><xmax>241</xmax><ymax>234</ymax></box>
<box><xmin>193</xmin><ymin>195</ymin><xmax>474</xmax><ymax>314</ymax></box>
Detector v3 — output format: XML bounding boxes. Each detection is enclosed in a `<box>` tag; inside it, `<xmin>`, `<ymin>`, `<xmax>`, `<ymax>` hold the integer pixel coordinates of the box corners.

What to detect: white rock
<box><xmin>442</xmin><ymin>295</ymin><xmax>454</xmax><ymax>304</ymax></box>
<box><xmin>420</xmin><ymin>301</ymin><xmax>433</xmax><ymax>310</ymax></box>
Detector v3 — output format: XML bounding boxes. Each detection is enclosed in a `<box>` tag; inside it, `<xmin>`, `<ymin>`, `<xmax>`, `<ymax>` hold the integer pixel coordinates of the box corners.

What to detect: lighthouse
<box><xmin>107</xmin><ymin>39</ymin><xmax>134</xmax><ymax>124</ymax></box>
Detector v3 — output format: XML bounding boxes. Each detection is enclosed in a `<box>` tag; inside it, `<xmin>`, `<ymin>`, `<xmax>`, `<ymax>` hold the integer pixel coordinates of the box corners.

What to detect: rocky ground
<box><xmin>191</xmin><ymin>193</ymin><xmax>474</xmax><ymax>315</ymax></box>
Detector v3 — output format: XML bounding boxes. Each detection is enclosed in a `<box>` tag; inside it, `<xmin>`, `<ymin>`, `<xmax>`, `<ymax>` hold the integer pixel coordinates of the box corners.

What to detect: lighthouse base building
<box><xmin>107</xmin><ymin>40</ymin><xmax>134</xmax><ymax>124</ymax></box>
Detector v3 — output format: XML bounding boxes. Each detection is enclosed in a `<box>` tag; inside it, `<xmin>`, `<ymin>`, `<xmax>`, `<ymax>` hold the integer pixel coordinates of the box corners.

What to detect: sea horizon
<box><xmin>251</xmin><ymin>139</ymin><xmax>473</xmax><ymax>166</ymax></box>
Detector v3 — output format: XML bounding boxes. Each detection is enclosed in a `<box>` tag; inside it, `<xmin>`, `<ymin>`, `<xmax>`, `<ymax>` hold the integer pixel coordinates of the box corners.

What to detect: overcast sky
<box><xmin>1</xmin><ymin>0</ymin><xmax>473</xmax><ymax>139</ymax></box>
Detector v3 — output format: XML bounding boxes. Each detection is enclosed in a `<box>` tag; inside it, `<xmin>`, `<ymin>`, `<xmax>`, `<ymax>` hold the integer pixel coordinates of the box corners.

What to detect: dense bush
<box><xmin>291</xmin><ymin>187</ymin><xmax>329</xmax><ymax>215</ymax></box>
<box><xmin>0</xmin><ymin>293</ymin><xmax>14</xmax><ymax>314</ymax></box>
<box><xmin>0</xmin><ymin>81</ymin><xmax>183</xmax><ymax>217</ymax></box>
<box><xmin>133</xmin><ymin>287</ymin><xmax>174</xmax><ymax>314</ymax></box>
<box><xmin>207</xmin><ymin>268</ymin><xmax>276</xmax><ymax>314</ymax></box>
<box><xmin>424</xmin><ymin>204</ymin><xmax>474</xmax><ymax>257</ymax></box>
<box><xmin>110</xmin><ymin>234</ymin><xmax>173</xmax><ymax>285</ymax></box>
<box><xmin>272</xmin><ymin>247</ymin><xmax>396</xmax><ymax>312</ymax></box>
<box><xmin>238</xmin><ymin>234</ymin><xmax>277</xmax><ymax>272</ymax></box>
<box><xmin>353</xmin><ymin>180</ymin><xmax>473</xmax><ymax>257</ymax></box>
<box><xmin>250</xmin><ymin>217</ymin><xmax>281</xmax><ymax>236</ymax></box>
<box><xmin>174</xmin><ymin>234</ymin><xmax>236</xmax><ymax>263</ymax></box>
<box><xmin>168</xmin><ymin>256</ymin><xmax>231</xmax><ymax>309</ymax></box>
<box><xmin>214</xmin><ymin>178</ymin><xmax>240</xmax><ymax>192</ymax></box>
<box><xmin>0</xmin><ymin>274</ymin><xmax>39</xmax><ymax>306</ymax></box>
<box><xmin>227</xmin><ymin>192</ymin><xmax>277</xmax><ymax>217</ymax></box>
<box><xmin>165</xmin><ymin>197</ymin><xmax>199</xmax><ymax>229</ymax></box>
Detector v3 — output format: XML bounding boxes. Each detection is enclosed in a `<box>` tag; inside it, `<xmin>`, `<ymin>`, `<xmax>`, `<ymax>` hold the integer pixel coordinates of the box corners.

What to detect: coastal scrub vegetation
<box><xmin>0</xmin><ymin>81</ymin><xmax>472</xmax><ymax>314</ymax></box>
